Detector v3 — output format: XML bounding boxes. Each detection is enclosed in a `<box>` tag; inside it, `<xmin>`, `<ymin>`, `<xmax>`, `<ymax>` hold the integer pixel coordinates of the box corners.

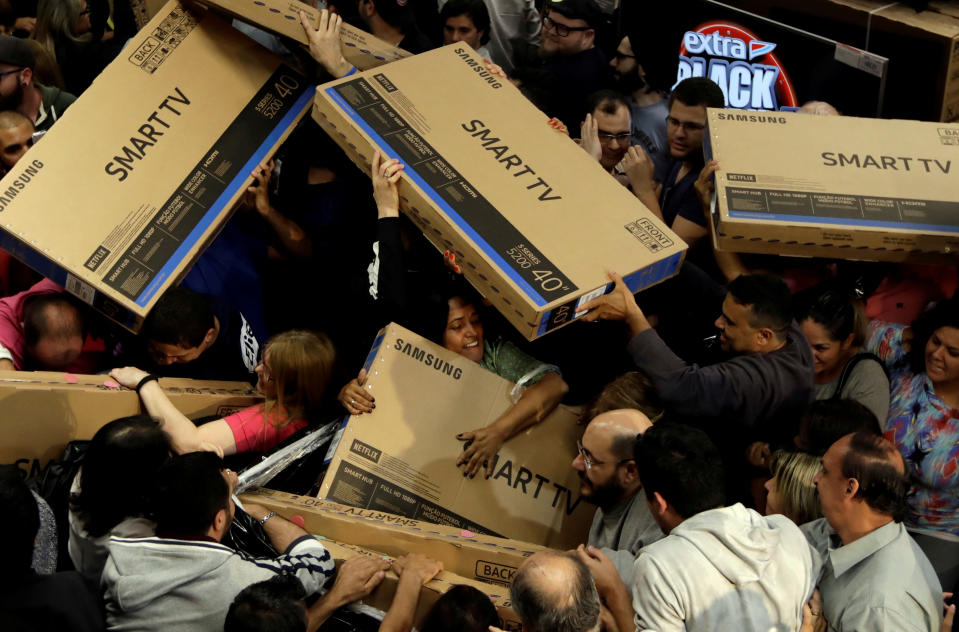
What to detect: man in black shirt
<box><xmin>140</xmin><ymin>287</ymin><xmax>261</xmax><ymax>384</ymax></box>
<box><xmin>514</xmin><ymin>0</ymin><xmax>611</xmax><ymax>133</ymax></box>
<box><xmin>626</xmin><ymin>77</ymin><xmax>724</xmax><ymax>249</ymax></box>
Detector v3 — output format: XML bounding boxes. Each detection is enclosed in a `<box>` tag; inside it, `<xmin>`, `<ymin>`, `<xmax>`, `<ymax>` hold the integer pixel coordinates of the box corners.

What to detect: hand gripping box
<box><xmin>706</xmin><ymin>108</ymin><xmax>959</xmax><ymax>262</ymax></box>
<box><xmin>191</xmin><ymin>0</ymin><xmax>411</xmax><ymax>71</ymax></box>
<box><xmin>0</xmin><ymin>0</ymin><xmax>314</xmax><ymax>330</ymax></box>
<box><xmin>0</xmin><ymin>371</ymin><xmax>261</xmax><ymax>473</ymax></box>
<box><xmin>318</xmin><ymin>539</ymin><xmax>522</xmax><ymax>630</ymax></box>
<box><xmin>318</xmin><ymin>322</ymin><xmax>593</xmax><ymax>549</ymax></box>
<box><xmin>240</xmin><ymin>488</ymin><xmax>542</xmax><ymax>586</ymax></box>
<box><xmin>312</xmin><ymin>44</ymin><xmax>687</xmax><ymax>340</ymax></box>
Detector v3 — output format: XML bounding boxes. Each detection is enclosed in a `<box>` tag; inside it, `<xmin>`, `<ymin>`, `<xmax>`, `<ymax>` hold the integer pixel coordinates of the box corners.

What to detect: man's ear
<box><xmin>212</xmin><ymin>507</ymin><xmax>229</xmax><ymax>538</ymax></box>
<box><xmin>756</xmin><ymin>327</ymin><xmax>776</xmax><ymax>347</ymax></box>
<box><xmin>582</xmin><ymin>28</ymin><xmax>595</xmax><ymax>49</ymax></box>
<box><xmin>651</xmin><ymin>491</ymin><xmax>668</xmax><ymax>516</ymax></box>
<box><xmin>20</xmin><ymin>66</ymin><xmax>32</xmax><ymax>86</ymax></box>
<box><xmin>620</xmin><ymin>460</ymin><xmax>640</xmax><ymax>487</ymax></box>
<box><xmin>203</xmin><ymin>327</ymin><xmax>216</xmax><ymax>346</ymax></box>
<box><xmin>844</xmin><ymin>477</ymin><xmax>860</xmax><ymax>499</ymax></box>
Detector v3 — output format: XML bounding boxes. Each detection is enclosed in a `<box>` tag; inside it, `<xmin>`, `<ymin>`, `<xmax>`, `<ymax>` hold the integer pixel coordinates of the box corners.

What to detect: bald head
<box><xmin>837</xmin><ymin>431</ymin><xmax>907</xmax><ymax>520</ymax></box>
<box><xmin>23</xmin><ymin>294</ymin><xmax>85</xmax><ymax>370</ymax></box>
<box><xmin>589</xmin><ymin>409</ymin><xmax>651</xmax><ymax>461</ymax></box>
<box><xmin>799</xmin><ymin>100</ymin><xmax>839</xmax><ymax>116</ymax></box>
<box><xmin>511</xmin><ymin>551</ymin><xmax>600</xmax><ymax>632</ymax></box>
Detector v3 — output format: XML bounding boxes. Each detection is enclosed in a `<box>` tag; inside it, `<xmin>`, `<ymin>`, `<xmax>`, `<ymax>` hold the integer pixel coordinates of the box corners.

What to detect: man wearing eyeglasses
<box><xmin>514</xmin><ymin>0</ymin><xmax>610</xmax><ymax>137</ymax></box>
<box><xmin>580</xmin><ymin>90</ymin><xmax>632</xmax><ymax>182</ymax></box>
<box><xmin>0</xmin><ymin>35</ymin><xmax>75</xmax><ymax>133</ymax></box>
<box><xmin>572</xmin><ymin>408</ymin><xmax>662</xmax><ymax>585</ymax></box>
<box><xmin>627</xmin><ymin>77</ymin><xmax>724</xmax><ymax>250</ymax></box>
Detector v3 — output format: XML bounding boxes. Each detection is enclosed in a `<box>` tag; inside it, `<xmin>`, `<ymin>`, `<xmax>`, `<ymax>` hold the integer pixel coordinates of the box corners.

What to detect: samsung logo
<box><xmin>716</xmin><ymin>112</ymin><xmax>787</xmax><ymax>124</ymax></box>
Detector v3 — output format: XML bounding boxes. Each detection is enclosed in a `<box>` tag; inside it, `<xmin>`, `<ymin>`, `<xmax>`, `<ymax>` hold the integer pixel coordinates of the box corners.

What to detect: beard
<box><xmin>0</xmin><ymin>82</ymin><xmax>23</xmax><ymax>112</ymax></box>
<box><xmin>579</xmin><ymin>470</ymin><xmax>626</xmax><ymax>512</ymax></box>
<box><xmin>614</xmin><ymin>69</ymin><xmax>645</xmax><ymax>95</ymax></box>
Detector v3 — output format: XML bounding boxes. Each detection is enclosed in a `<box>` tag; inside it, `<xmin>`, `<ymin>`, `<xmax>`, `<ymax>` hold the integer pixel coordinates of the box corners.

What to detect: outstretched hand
<box><xmin>574</xmin><ymin>271</ymin><xmax>649</xmax><ymax>336</ymax></box>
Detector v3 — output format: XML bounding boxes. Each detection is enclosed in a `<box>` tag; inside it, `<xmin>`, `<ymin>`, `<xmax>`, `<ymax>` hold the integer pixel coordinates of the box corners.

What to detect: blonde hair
<box><xmin>262</xmin><ymin>330</ymin><xmax>335</xmax><ymax>428</ymax></box>
<box><xmin>31</xmin><ymin>0</ymin><xmax>90</xmax><ymax>61</ymax></box>
<box><xmin>770</xmin><ymin>450</ymin><xmax>823</xmax><ymax>525</ymax></box>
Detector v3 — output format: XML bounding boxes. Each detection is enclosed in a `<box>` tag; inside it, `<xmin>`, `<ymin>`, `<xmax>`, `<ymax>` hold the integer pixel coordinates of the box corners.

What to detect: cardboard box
<box><xmin>320</xmin><ymin>538</ymin><xmax>521</xmax><ymax>631</ymax></box>
<box><xmin>317</xmin><ymin>322</ymin><xmax>593</xmax><ymax>549</ymax></box>
<box><xmin>0</xmin><ymin>371</ymin><xmax>261</xmax><ymax>473</ymax></box>
<box><xmin>0</xmin><ymin>1</ymin><xmax>314</xmax><ymax>330</ymax></box>
<box><xmin>240</xmin><ymin>488</ymin><xmax>542</xmax><ymax>585</ymax></box>
<box><xmin>706</xmin><ymin>108</ymin><xmax>959</xmax><ymax>262</ymax></box>
<box><xmin>722</xmin><ymin>0</ymin><xmax>959</xmax><ymax>122</ymax></box>
<box><xmin>193</xmin><ymin>0</ymin><xmax>411</xmax><ymax>71</ymax></box>
<box><xmin>312</xmin><ymin>44</ymin><xmax>687</xmax><ymax>340</ymax></box>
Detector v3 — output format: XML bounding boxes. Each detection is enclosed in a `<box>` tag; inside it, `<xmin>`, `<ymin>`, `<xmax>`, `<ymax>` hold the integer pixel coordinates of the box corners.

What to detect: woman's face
<box><xmin>763</xmin><ymin>474</ymin><xmax>781</xmax><ymax>516</ymax></box>
<box><xmin>255</xmin><ymin>348</ymin><xmax>277</xmax><ymax>398</ymax></box>
<box><xmin>443</xmin><ymin>297</ymin><xmax>484</xmax><ymax>363</ymax></box>
<box><xmin>76</xmin><ymin>1</ymin><xmax>91</xmax><ymax>35</ymax></box>
<box><xmin>801</xmin><ymin>318</ymin><xmax>852</xmax><ymax>379</ymax></box>
<box><xmin>925</xmin><ymin>326</ymin><xmax>959</xmax><ymax>384</ymax></box>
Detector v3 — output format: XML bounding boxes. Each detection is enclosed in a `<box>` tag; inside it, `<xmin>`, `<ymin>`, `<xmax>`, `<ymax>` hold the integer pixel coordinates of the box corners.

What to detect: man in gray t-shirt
<box><xmin>610</xmin><ymin>36</ymin><xmax>669</xmax><ymax>175</ymax></box>
<box><xmin>573</xmin><ymin>409</ymin><xmax>662</xmax><ymax>585</ymax></box>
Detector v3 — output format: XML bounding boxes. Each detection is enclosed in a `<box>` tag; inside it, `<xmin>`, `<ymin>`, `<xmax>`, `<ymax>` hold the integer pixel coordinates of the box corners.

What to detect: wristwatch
<box><xmin>259</xmin><ymin>511</ymin><xmax>277</xmax><ymax>526</ymax></box>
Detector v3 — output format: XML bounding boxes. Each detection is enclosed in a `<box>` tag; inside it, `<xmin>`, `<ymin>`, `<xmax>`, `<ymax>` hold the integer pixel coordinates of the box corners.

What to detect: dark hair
<box><xmin>636</xmin><ymin>423</ymin><xmax>725</xmax><ymax>519</ymax></box>
<box><xmin>546</xmin><ymin>0</ymin><xmax>603</xmax><ymax>30</ymax></box>
<box><xmin>511</xmin><ymin>552</ymin><xmax>600</xmax><ymax>632</ymax></box>
<box><xmin>841</xmin><ymin>431</ymin><xmax>907</xmax><ymax>521</ymax></box>
<box><xmin>153</xmin><ymin>452</ymin><xmax>230</xmax><ymax>537</ymax></box>
<box><xmin>797</xmin><ymin>399</ymin><xmax>881</xmax><ymax>457</ymax></box>
<box><xmin>427</xmin><ymin>279</ymin><xmax>487</xmax><ymax>347</ymax></box>
<box><xmin>420</xmin><ymin>585</ymin><xmax>500</xmax><ymax>632</ymax></box>
<box><xmin>439</xmin><ymin>0</ymin><xmax>490</xmax><ymax>45</ymax></box>
<box><xmin>0</xmin><ymin>466</ymin><xmax>38</xmax><ymax>576</ymax></box>
<box><xmin>368</xmin><ymin>0</ymin><xmax>414</xmax><ymax>30</ymax></box>
<box><xmin>71</xmin><ymin>415</ymin><xmax>170</xmax><ymax>538</ymax></box>
<box><xmin>22</xmin><ymin>293</ymin><xmax>85</xmax><ymax>348</ymax></box>
<box><xmin>668</xmin><ymin>77</ymin><xmax>725</xmax><ymax>111</ymax></box>
<box><xmin>225</xmin><ymin>575</ymin><xmax>307</xmax><ymax>632</ymax></box>
<box><xmin>142</xmin><ymin>287</ymin><xmax>214</xmax><ymax>349</ymax></box>
<box><xmin>908</xmin><ymin>298</ymin><xmax>959</xmax><ymax>375</ymax></box>
<box><xmin>796</xmin><ymin>285</ymin><xmax>866</xmax><ymax>346</ymax></box>
<box><xmin>726</xmin><ymin>274</ymin><xmax>793</xmax><ymax>337</ymax></box>
<box><xmin>585</xmin><ymin>89</ymin><xmax>629</xmax><ymax>117</ymax></box>
<box><xmin>580</xmin><ymin>371</ymin><xmax>663</xmax><ymax>424</ymax></box>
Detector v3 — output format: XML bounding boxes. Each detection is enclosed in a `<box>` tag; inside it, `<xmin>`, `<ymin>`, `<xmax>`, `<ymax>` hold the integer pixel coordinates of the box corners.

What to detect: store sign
<box><xmin>676</xmin><ymin>21</ymin><xmax>798</xmax><ymax>111</ymax></box>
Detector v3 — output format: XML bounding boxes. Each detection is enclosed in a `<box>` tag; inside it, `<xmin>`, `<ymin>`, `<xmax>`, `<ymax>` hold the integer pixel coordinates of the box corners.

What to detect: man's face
<box><xmin>593</xmin><ymin>104</ymin><xmax>631</xmax><ymax>170</ymax></box>
<box><xmin>29</xmin><ymin>334</ymin><xmax>84</xmax><ymax>370</ymax></box>
<box><xmin>0</xmin><ymin>65</ymin><xmax>25</xmax><ymax>112</ymax></box>
<box><xmin>443</xmin><ymin>14</ymin><xmax>483</xmax><ymax>49</ymax></box>
<box><xmin>540</xmin><ymin>10</ymin><xmax>593</xmax><ymax>58</ymax></box>
<box><xmin>572</xmin><ymin>423</ymin><xmax>628</xmax><ymax>510</ymax></box>
<box><xmin>0</xmin><ymin>121</ymin><xmax>33</xmax><ymax>169</ymax></box>
<box><xmin>666</xmin><ymin>100</ymin><xmax>708</xmax><ymax>161</ymax></box>
<box><xmin>714</xmin><ymin>295</ymin><xmax>762</xmax><ymax>353</ymax></box>
<box><xmin>148</xmin><ymin>340</ymin><xmax>205</xmax><ymax>366</ymax></box>
<box><xmin>610</xmin><ymin>37</ymin><xmax>637</xmax><ymax>79</ymax></box>
<box><xmin>813</xmin><ymin>437</ymin><xmax>849</xmax><ymax>530</ymax></box>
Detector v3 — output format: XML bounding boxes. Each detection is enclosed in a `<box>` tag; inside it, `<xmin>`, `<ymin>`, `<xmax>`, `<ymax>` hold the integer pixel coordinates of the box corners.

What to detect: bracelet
<box><xmin>135</xmin><ymin>374</ymin><xmax>159</xmax><ymax>393</ymax></box>
<box><xmin>259</xmin><ymin>511</ymin><xmax>277</xmax><ymax>526</ymax></box>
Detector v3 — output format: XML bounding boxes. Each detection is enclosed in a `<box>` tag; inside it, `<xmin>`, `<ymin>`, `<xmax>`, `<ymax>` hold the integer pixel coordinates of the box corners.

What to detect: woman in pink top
<box><xmin>109</xmin><ymin>330</ymin><xmax>335</xmax><ymax>455</ymax></box>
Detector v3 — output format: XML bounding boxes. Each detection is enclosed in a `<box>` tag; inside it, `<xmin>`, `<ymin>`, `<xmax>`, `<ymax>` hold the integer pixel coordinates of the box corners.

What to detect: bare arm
<box><xmin>379</xmin><ymin>554</ymin><xmax>443</xmax><ymax>632</ymax></box>
<box><xmin>247</xmin><ymin>160</ymin><xmax>312</xmax><ymax>261</ymax></box>
<box><xmin>456</xmin><ymin>371</ymin><xmax>568</xmax><ymax>478</ymax></box>
<box><xmin>108</xmin><ymin>367</ymin><xmax>237</xmax><ymax>456</ymax></box>
<box><xmin>622</xmin><ymin>146</ymin><xmax>664</xmax><ymax>221</ymax></box>
<box><xmin>0</xmin><ymin>358</ymin><xmax>14</xmax><ymax>371</ymax></box>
